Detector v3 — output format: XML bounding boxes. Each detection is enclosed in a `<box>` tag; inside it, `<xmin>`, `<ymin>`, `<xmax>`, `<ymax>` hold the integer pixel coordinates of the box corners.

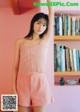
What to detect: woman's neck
<box><xmin>32</xmin><ymin>33</ymin><xmax>40</xmax><ymax>41</ymax></box>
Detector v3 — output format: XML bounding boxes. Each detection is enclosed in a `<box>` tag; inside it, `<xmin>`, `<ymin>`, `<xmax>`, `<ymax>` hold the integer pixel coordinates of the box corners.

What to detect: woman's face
<box><xmin>33</xmin><ymin>18</ymin><xmax>47</xmax><ymax>35</ymax></box>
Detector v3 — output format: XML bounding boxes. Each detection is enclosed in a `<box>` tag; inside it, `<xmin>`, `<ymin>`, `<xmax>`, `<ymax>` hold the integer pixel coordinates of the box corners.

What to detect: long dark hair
<box><xmin>24</xmin><ymin>12</ymin><xmax>49</xmax><ymax>39</ymax></box>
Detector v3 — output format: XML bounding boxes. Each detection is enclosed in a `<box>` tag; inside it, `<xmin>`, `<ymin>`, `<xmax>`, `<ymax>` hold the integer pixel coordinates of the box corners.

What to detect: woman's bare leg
<box><xmin>33</xmin><ymin>106</ymin><xmax>45</xmax><ymax>112</ymax></box>
<box><xmin>18</xmin><ymin>105</ymin><xmax>31</xmax><ymax>112</ymax></box>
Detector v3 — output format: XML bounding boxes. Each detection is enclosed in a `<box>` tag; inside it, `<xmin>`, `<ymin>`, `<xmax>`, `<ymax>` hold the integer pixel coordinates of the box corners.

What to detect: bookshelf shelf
<box><xmin>54</xmin><ymin>36</ymin><xmax>80</xmax><ymax>41</ymax></box>
<box><xmin>54</xmin><ymin>72</ymin><xmax>80</xmax><ymax>76</ymax></box>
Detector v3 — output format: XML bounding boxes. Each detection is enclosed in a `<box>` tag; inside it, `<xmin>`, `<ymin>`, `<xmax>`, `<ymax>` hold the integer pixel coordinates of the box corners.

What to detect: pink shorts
<box><xmin>17</xmin><ymin>72</ymin><xmax>54</xmax><ymax>107</ymax></box>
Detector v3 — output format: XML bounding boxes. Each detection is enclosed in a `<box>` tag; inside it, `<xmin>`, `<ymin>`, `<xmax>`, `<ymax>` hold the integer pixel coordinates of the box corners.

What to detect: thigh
<box><xmin>31</xmin><ymin>74</ymin><xmax>52</xmax><ymax>106</ymax></box>
<box><xmin>18</xmin><ymin>105</ymin><xmax>31</xmax><ymax>112</ymax></box>
<box><xmin>33</xmin><ymin>106</ymin><xmax>46</xmax><ymax>112</ymax></box>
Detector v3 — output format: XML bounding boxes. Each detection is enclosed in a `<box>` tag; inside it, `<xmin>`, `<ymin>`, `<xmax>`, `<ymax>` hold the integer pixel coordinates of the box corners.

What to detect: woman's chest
<box><xmin>20</xmin><ymin>40</ymin><xmax>49</xmax><ymax>57</ymax></box>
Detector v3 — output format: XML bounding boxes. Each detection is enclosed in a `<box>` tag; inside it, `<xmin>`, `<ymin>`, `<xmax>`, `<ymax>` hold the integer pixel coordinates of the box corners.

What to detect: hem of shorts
<box><xmin>18</xmin><ymin>101</ymin><xmax>54</xmax><ymax>107</ymax></box>
<box><xmin>32</xmin><ymin>101</ymin><xmax>54</xmax><ymax>107</ymax></box>
<box><xmin>18</xmin><ymin>103</ymin><xmax>31</xmax><ymax>107</ymax></box>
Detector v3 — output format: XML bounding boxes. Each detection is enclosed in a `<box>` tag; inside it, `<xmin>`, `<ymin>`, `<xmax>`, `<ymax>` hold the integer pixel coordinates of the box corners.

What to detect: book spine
<box><xmin>68</xmin><ymin>15</ymin><xmax>71</xmax><ymax>36</ymax></box>
<box><xmin>54</xmin><ymin>44</ymin><xmax>57</xmax><ymax>71</ymax></box>
<box><xmin>79</xmin><ymin>50</ymin><xmax>80</xmax><ymax>70</ymax></box>
<box><xmin>79</xmin><ymin>18</ymin><xmax>80</xmax><ymax>35</ymax></box>
<box><xmin>65</xmin><ymin>47</ymin><xmax>70</xmax><ymax>71</ymax></box>
<box><xmin>56</xmin><ymin>46</ymin><xmax>60</xmax><ymax>71</ymax></box>
<box><xmin>69</xmin><ymin>48</ymin><xmax>74</xmax><ymax>71</ymax></box>
<box><xmin>61</xmin><ymin>14</ymin><xmax>65</xmax><ymax>35</ymax></box>
<box><xmin>76</xmin><ymin>50</ymin><xmax>79</xmax><ymax>71</ymax></box>
<box><xmin>75</xmin><ymin>19</ymin><xmax>79</xmax><ymax>35</ymax></box>
<box><xmin>55</xmin><ymin>16</ymin><xmax>59</xmax><ymax>35</ymax></box>
<box><xmin>60</xmin><ymin>46</ymin><xmax>65</xmax><ymax>71</ymax></box>
<box><xmin>73</xmin><ymin>49</ymin><xmax>77</xmax><ymax>71</ymax></box>
<box><xmin>59</xmin><ymin>16</ymin><xmax>62</xmax><ymax>36</ymax></box>
<box><xmin>72</xmin><ymin>17</ymin><xmax>76</xmax><ymax>36</ymax></box>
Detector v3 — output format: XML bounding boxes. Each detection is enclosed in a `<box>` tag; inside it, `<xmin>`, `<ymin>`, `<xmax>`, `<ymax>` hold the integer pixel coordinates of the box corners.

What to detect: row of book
<box><xmin>54</xmin><ymin>44</ymin><xmax>80</xmax><ymax>72</ymax></box>
<box><xmin>54</xmin><ymin>14</ymin><xmax>80</xmax><ymax>36</ymax></box>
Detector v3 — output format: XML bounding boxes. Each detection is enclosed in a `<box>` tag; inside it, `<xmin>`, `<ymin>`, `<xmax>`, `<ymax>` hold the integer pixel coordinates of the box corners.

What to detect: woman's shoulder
<box><xmin>15</xmin><ymin>38</ymin><xmax>24</xmax><ymax>45</ymax></box>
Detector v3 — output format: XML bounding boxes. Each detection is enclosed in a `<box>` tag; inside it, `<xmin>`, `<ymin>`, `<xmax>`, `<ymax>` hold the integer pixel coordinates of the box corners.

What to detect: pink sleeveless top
<box><xmin>18</xmin><ymin>38</ymin><xmax>49</xmax><ymax>75</ymax></box>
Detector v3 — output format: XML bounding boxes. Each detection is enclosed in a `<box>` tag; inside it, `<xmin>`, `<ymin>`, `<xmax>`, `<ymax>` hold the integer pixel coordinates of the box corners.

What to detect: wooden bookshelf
<box><xmin>54</xmin><ymin>36</ymin><xmax>80</xmax><ymax>41</ymax></box>
<box><xmin>54</xmin><ymin>72</ymin><xmax>80</xmax><ymax>76</ymax></box>
<box><xmin>54</xmin><ymin>11</ymin><xmax>80</xmax><ymax>86</ymax></box>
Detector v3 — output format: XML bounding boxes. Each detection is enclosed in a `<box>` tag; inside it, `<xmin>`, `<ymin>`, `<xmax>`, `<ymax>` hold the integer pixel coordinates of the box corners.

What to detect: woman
<box><xmin>12</xmin><ymin>0</ymin><xmax>54</xmax><ymax>112</ymax></box>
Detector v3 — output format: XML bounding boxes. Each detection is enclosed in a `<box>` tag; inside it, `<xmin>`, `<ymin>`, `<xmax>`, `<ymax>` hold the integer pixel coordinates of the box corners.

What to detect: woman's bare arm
<box><xmin>44</xmin><ymin>0</ymin><xmax>54</xmax><ymax>39</ymax></box>
<box><xmin>12</xmin><ymin>39</ymin><xmax>21</xmax><ymax>93</ymax></box>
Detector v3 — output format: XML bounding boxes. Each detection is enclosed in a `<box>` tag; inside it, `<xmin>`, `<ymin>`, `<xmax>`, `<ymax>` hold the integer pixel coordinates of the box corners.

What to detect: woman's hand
<box><xmin>12</xmin><ymin>88</ymin><xmax>18</xmax><ymax>95</ymax></box>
